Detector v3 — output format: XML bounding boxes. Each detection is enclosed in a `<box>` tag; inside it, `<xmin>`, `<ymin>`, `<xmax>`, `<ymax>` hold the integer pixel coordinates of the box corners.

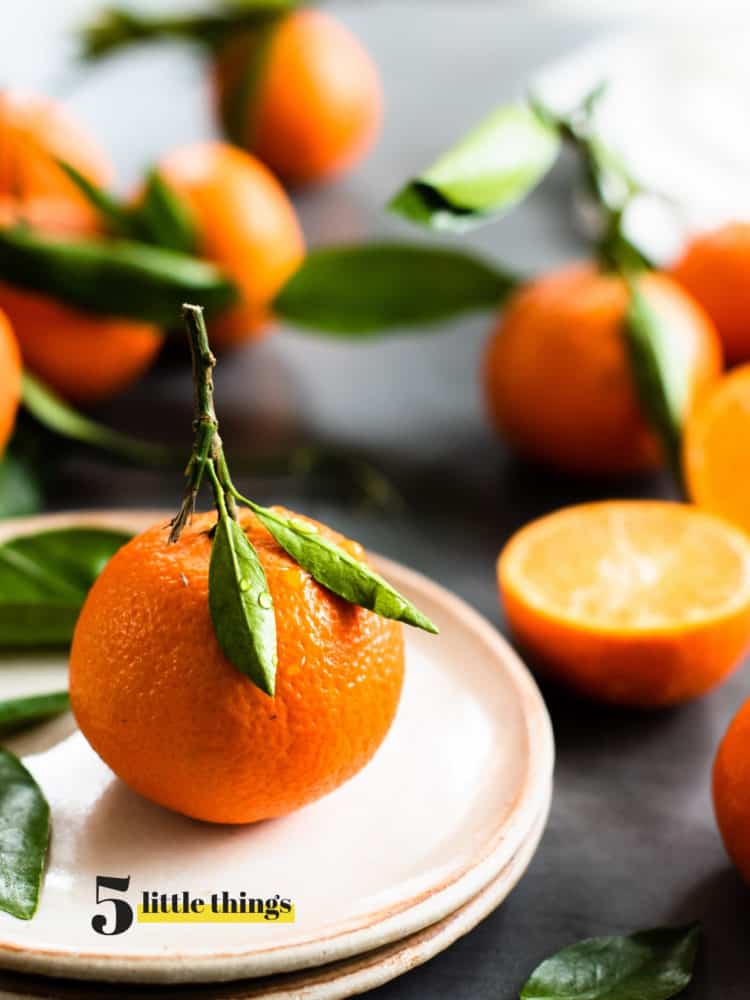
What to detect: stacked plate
<box><xmin>0</xmin><ymin>513</ymin><xmax>554</xmax><ymax>1000</ymax></box>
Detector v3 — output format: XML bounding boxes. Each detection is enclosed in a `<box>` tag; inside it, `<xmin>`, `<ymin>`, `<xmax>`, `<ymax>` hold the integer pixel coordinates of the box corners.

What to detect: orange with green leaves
<box><xmin>70</xmin><ymin>305</ymin><xmax>436</xmax><ymax>824</ymax></box>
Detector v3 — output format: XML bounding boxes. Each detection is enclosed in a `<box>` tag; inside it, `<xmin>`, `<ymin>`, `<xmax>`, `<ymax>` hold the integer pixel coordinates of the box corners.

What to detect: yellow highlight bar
<box><xmin>137</xmin><ymin>905</ymin><xmax>295</xmax><ymax>924</ymax></box>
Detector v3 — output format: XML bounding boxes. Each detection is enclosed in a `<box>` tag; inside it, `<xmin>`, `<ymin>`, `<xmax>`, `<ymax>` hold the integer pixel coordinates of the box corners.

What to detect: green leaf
<box><xmin>623</xmin><ymin>278</ymin><xmax>687</xmax><ymax>481</ymax></box>
<box><xmin>54</xmin><ymin>159</ymin><xmax>133</xmax><ymax>237</ymax></box>
<box><xmin>208</xmin><ymin>515</ymin><xmax>277</xmax><ymax>696</ymax></box>
<box><xmin>0</xmin><ymin>748</ymin><xmax>50</xmax><ymax>919</ymax></box>
<box><xmin>274</xmin><ymin>243</ymin><xmax>515</xmax><ymax>334</ymax></box>
<box><xmin>388</xmin><ymin>103</ymin><xmax>560</xmax><ymax>232</ymax></box>
<box><xmin>248</xmin><ymin>502</ymin><xmax>438</xmax><ymax>634</ymax></box>
<box><xmin>21</xmin><ymin>373</ymin><xmax>170</xmax><ymax>467</ymax></box>
<box><xmin>0</xmin><ymin>225</ymin><xmax>237</xmax><ymax>325</ymax></box>
<box><xmin>130</xmin><ymin>169</ymin><xmax>197</xmax><ymax>254</ymax></box>
<box><xmin>0</xmin><ymin>452</ymin><xmax>43</xmax><ymax>518</ymax></box>
<box><xmin>0</xmin><ymin>527</ymin><xmax>131</xmax><ymax>646</ymax></box>
<box><xmin>521</xmin><ymin>924</ymin><xmax>700</xmax><ymax>1000</ymax></box>
<box><xmin>0</xmin><ymin>692</ymin><xmax>70</xmax><ymax>735</ymax></box>
<box><xmin>80</xmin><ymin>1</ymin><xmax>298</xmax><ymax>60</ymax></box>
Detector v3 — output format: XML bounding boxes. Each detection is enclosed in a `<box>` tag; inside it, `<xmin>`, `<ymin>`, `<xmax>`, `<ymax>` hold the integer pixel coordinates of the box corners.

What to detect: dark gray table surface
<box><xmin>8</xmin><ymin>4</ymin><xmax>750</xmax><ymax>997</ymax></box>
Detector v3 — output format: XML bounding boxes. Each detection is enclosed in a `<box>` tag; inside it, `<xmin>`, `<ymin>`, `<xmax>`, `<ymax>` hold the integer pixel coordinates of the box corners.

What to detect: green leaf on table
<box><xmin>0</xmin><ymin>452</ymin><xmax>43</xmax><ymax>518</ymax></box>
<box><xmin>0</xmin><ymin>527</ymin><xmax>132</xmax><ymax>646</ymax></box>
<box><xmin>0</xmin><ymin>225</ymin><xmax>237</xmax><ymax>325</ymax></box>
<box><xmin>247</xmin><ymin>501</ymin><xmax>438</xmax><ymax>634</ymax></box>
<box><xmin>208</xmin><ymin>515</ymin><xmax>277</xmax><ymax>696</ymax></box>
<box><xmin>623</xmin><ymin>278</ymin><xmax>688</xmax><ymax>481</ymax></box>
<box><xmin>0</xmin><ymin>748</ymin><xmax>50</xmax><ymax>919</ymax></box>
<box><xmin>521</xmin><ymin>924</ymin><xmax>700</xmax><ymax>1000</ymax></box>
<box><xmin>130</xmin><ymin>169</ymin><xmax>197</xmax><ymax>254</ymax></box>
<box><xmin>0</xmin><ymin>692</ymin><xmax>70</xmax><ymax>735</ymax></box>
<box><xmin>274</xmin><ymin>243</ymin><xmax>515</xmax><ymax>334</ymax></box>
<box><xmin>388</xmin><ymin>103</ymin><xmax>560</xmax><ymax>231</ymax></box>
<box><xmin>54</xmin><ymin>159</ymin><xmax>133</xmax><ymax>237</ymax></box>
<box><xmin>21</xmin><ymin>372</ymin><xmax>170</xmax><ymax>467</ymax></box>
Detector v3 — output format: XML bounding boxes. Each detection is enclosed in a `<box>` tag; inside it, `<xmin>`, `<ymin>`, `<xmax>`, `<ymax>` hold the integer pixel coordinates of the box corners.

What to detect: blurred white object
<box><xmin>533</xmin><ymin>28</ymin><xmax>750</xmax><ymax>262</ymax></box>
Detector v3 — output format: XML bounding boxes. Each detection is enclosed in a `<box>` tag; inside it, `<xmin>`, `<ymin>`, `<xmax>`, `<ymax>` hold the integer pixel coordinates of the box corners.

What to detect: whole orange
<box><xmin>155</xmin><ymin>141</ymin><xmax>305</xmax><ymax>348</ymax></box>
<box><xmin>212</xmin><ymin>10</ymin><xmax>382</xmax><ymax>186</ymax></box>
<box><xmin>69</xmin><ymin>509</ymin><xmax>405</xmax><ymax>824</ymax></box>
<box><xmin>483</xmin><ymin>264</ymin><xmax>722</xmax><ymax>476</ymax></box>
<box><xmin>672</xmin><ymin>223</ymin><xmax>750</xmax><ymax>364</ymax></box>
<box><xmin>714</xmin><ymin>698</ymin><xmax>750</xmax><ymax>884</ymax></box>
<box><xmin>0</xmin><ymin>197</ymin><xmax>161</xmax><ymax>404</ymax></box>
<box><xmin>0</xmin><ymin>90</ymin><xmax>112</xmax><ymax>224</ymax></box>
<box><xmin>0</xmin><ymin>308</ymin><xmax>22</xmax><ymax>454</ymax></box>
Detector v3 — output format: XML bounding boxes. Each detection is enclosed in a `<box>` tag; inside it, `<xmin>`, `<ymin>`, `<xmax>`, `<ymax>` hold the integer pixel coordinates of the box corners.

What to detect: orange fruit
<box><xmin>0</xmin><ymin>308</ymin><xmax>22</xmax><ymax>454</ymax></box>
<box><xmin>483</xmin><ymin>264</ymin><xmax>722</xmax><ymax>475</ymax></box>
<box><xmin>70</xmin><ymin>509</ymin><xmax>405</xmax><ymax>824</ymax></box>
<box><xmin>498</xmin><ymin>501</ymin><xmax>750</xmax><ymax>707</ymax></box>
<box><xmin>213</xmin><ymin>10</ymin><xmax>382</xmax><ymax>186</ymax></box>
<box><xmin>672</xmin><ymin>223</ymin><xmax>750</xmax><ymax>364</ymax></box>
<box><xmin>0</xmin><ymin>90</ymin><xmax>112</xmax><ymax>223</ymax></box>
<box><xmin>684</xmin><ymin>364</ymin><xmax>750</xmax><ymax>536</ymax></box>
<box><xmin>714</xmin><ymin>698</ymin><xmax>750</xmax><ymax>884</ymax></box>
<box><xmin>155</xmin><ymin>141</ymin><xmax>304</xmax><ymax>348</ymax></box>
<box><xmin>0</xmin><ymin>196</ymin><xmax>161</xmax><ymax>404</ymax></box>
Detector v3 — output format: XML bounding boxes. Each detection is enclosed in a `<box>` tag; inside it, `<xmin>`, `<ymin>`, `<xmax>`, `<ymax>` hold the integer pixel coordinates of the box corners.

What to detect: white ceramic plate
<box><xmin>0</xmin><ymin>513</ymin><xmax>553</xmax><ymax>985</ymax></box>
<box><xmin>0</xmin><ymin>797</ymin><xmax>550</xmax><ymax>1000</ymax></box>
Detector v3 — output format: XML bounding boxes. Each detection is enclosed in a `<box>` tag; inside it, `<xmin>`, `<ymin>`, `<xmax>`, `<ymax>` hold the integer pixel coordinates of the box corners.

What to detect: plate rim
<box><xmin>0</xmin><ymin>511</ymin><xmax>554</xmax><ymax>983</ymax></box>
<box><xmin>0</xmin><ymin>791</ymin><xmax>552</xmax><ymax>1000</ymax></box>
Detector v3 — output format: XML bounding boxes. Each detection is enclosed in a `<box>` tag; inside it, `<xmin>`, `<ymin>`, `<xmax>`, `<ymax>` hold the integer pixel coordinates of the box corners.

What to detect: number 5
<box><xmin>92</xmin><ymin>875</ymin><xmax>133</xmax><ymax>936</ymax></box>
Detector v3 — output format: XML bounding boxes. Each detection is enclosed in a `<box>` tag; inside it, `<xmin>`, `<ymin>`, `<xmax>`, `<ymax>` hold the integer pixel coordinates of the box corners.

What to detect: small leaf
<box><xmin>21</xmin><ymin>372</ymin><xmax>170</xmax><ymax>467</ymax></box>
<box><xmin>623</xmin><ymin>278</ymin><xmax>688</xmax><ymax>480</ymax></box>
<box><xmin>0</xmin><ymin>748</ymin><xmax>50</xmax><ymax>919</ymax></box>
<box><xmin>274</xmin><ymin>243</ymin><xmax>515</xmax><ymax>334</ymax></box>
<box><xmin>130</xmin><ymin>169</ymin><xmax>197</xmax><ymax>254</ymax></box>
<box><xmin>208</xmin><ymin>515</ymin><xmax>277</xmax><ymax>696</ymax></box>
<box><xmin>0</xmin><ymin>527</ymin><xmax>131</xmax><ymax>646</ymax></box>
<box><xmin>0</xmin><ymin>692</ymin><xmax>70</xmax><ymax>735</ymax></box>
<box><xmin>388</xmin><ymin>103</ymin><xmax>560</xmax><ymax>231</ymax></box>
<box><xmin>0</xmin><ymin>452</ymin><xmax>43</xmax><ymax>518</ymax></box>
<box><xmin>54</xmin><ymin>159</ymin><xmax>133</xmax><ymax>237</ymax></box>
<box><xmin>250</xmin><ymin>503</ymin><xmax>438</xmax><ymax>634</ymax></box>
<box><xmin>521</xmin><ymin>924</ymin><xmax>700</xmax><ymax>1000</ymax></box>
<box><xmin>0</xmin><ymin>225</ymin><xmax>237</xmax><ymax>325</ymax></box>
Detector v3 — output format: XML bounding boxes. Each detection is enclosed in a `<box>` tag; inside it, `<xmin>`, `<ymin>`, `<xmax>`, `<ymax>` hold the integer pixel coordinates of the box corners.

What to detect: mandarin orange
<box><xmin>499</xmin><ymin>501</ymin><xmax>750</xmax><ymax>707</ymax></box>
<box><xmin>155</xmin><ymin>141</ymin><xmax>304</xmax><ymax>348</ymax></box>
<box><xmin>213</xmin><ymin>10</ymin><xmax>382</xmax><ymax>186</ymax></box>
<box><xmin>483</xmin><ymin>264</ymin><xmax>721</xmax><ymax>475</ymax></box>
<box><xmin>672</xmin><ymin>223</ymin><xmax>750</xmax><ymax>364</ymax></box>
<box><xmin>714</xmin><ymin>698</ymin><xmax>750</xmax><ymax>884</ymax></box>
<box><xmin>70</xmin><ymin>508</ymin><xmax>405</xmax><ymax>824</ymax></box>
<box><xmin>0</xmin><ymin>90</ymin><xmax>112</xmax><ymax>224</ymax></box>
<box><xmin>0</xmin><ymin>197</ymin><xmax>161</xmax><ymax>403</ymax></box>
<box><xmin>0</xmin><ymin>308</ymin><xmax>22</xmax><ymax>454</ymax></box>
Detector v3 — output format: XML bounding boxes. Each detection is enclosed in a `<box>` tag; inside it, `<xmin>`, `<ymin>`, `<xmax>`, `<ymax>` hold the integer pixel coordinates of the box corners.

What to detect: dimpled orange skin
<box><xmin>0</xmin><ymin>91</ymin><xmax>112</xmax><ymax>223</ymax></box>
<box><xmin>714</xmin><ymin>699</ymin><xmax>750</xmax><ymax>884</ymax></box>
<box><xmin>483</xmin><ymin>264</ymin><xmax>722</xmax><ymax>476</ymax></box>
<box><xmin>69</xmin><ymin>509</ymin><xmax>405</xmax><ymax>824</ymax></box>
<box><xmin>0</xmin><ymin>309</ymin><xmax>22</xmax><ymax>453</ymax></box>
<box><xmin>213</xmin><ymin>10</ymin><xmax>382</xmax><ymax>187</ymax></box>
<box><xmin>156</xmin><ymin>142</ymin><xmax>304</xmax><ymax>348</ymax></box>
<box><xmin>672</xmin><ymin>224</ymin><xmax>750</xmax><ymax>364</ymax></box>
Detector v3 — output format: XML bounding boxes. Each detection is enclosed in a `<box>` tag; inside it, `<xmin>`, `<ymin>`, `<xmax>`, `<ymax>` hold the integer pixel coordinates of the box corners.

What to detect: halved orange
<box><xmin>498</xmin><ymin>501</ymin><xmax>750</xmax><ymax>707</ymax></box>
<box><xmin>684</xmin><ymin>364</ymin><xmax>750</xmax><ymax>535</ymax></box>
